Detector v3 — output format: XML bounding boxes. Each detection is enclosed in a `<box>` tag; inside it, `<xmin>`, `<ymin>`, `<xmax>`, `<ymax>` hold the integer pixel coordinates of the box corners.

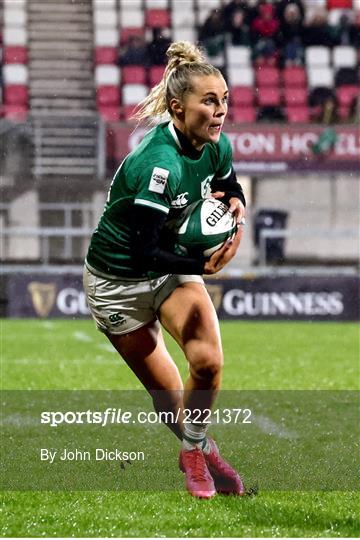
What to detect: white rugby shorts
<box><xmin>83</xmin><ymin>264</ymin><xmax>204</xmax><ymax>335</ymax></box>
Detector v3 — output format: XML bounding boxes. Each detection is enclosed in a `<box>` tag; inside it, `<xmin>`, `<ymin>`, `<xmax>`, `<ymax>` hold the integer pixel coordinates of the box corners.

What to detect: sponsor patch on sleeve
<box><xmin>148</xmin><ymin>167</ymin><xmax>169</xmax><ymax>194</ymax></box>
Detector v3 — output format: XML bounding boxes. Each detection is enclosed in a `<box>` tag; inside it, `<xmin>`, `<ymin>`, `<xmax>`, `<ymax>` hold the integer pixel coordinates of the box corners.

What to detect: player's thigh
<box><xmin>158</xmin><ymin>282</ymin><xmax>223</xmax><ymax>362</ymax></box>
<box><xmin>106</xmin><ymin>320</ymin><xmax>183</xmax><ymax>391</ymax></box>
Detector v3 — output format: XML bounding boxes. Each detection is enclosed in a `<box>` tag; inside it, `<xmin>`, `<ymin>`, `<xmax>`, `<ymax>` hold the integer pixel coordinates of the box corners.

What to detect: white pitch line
<box><xmin>97</xmin><ymin>343</ymin><xmax>117</xmax><ymax>354</ymax></box>
<box><xmin>72</xmin><ymin>331</ymin><xmax>94</xmax><ymax>342</ymax></box>
<box><xmin>40</xmin><ymin>321</ymin><xmax>55</xmax><ymax>329</ymax></box>
<box><xmin>3</xmin><ymin>413</ymin><xmax>39</xmax><ymax>427</ymax></box>
<box><xmin>252</xmin><ymin>414</ymin><xmax>299</xmax><ymax>440</ymax></box>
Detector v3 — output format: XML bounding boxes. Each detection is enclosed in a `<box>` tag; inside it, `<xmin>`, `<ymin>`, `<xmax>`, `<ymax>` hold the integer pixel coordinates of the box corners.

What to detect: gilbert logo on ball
<box><xmin>172</xmin><ymin>198</ymin><xmax>237</xmax><ymax>258</ymax></box>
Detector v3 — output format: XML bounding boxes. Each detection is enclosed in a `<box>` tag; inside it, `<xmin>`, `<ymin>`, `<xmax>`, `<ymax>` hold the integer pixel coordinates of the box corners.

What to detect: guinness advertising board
<box><xmin>6</xmin><ymin>273</ymin><xmax>359</xmax><ymax>321</ymax></box>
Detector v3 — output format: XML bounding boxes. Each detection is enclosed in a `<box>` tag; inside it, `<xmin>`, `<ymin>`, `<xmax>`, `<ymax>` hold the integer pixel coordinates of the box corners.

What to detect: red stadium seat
<box><xmin>149</xmin><ymin>65</ymin><xmax>166</xmax><ymax>86</ymax></box>
<box><xmin>120</xmin><ymin>27</ymin><xmax>145</xmax><ymax>46</ymax></box>
<box><xmin>3</xmin><ymin>46</ymin><xmax>27</xmax><ymax>64</ymax></box>
<box><xmin>121</xmin><ymin>66</ymin><xmax>147</xmax><ymax>84</ymax></box>
<box><xmin>98</xmin><ymin>106</ymin><xmax>121</xmax><ymax>122</ymax></box>
<box><xmin>3</xmin><ymin>104</ymin><xmax>28</xmax><ymax>121</ymax></box>
<box><xmin>327</xmin><ymin>0</ymin><xmax>352</xmax><ymax>7</ymax></box>
<box><xmin>283</xmin><ymin>66</ymin><xmax>307</xmax><ymax>88</ymax></box>
<box><xmin>286</xmin><ymin>106</ymin><xmax>310</xmax><ymax>123</ymax></box>
<box><xmin>284</xmin><ymin>87</ymin><xmax>307</xmax><ymax>107</ymax></box>
<box><xmin>337</xmin><ymin>106</ymin><xmax>351</xmax><ymax>121</ymax></box>
<box><xmin>4</xmin><ymin>85</ymin><xmax>28</xmax><ymax>105</ymax></box>
<box><xmin>122</xmin><ymin>104</ymin><xmax>138</xmax><ymax>121</ymax></box>
<box><xmin>230</xmin><ymin>86</ymin><xmax>254</xmax><ymax>106</ymax></box>
<box><xmin>96</xmin><ymin>86</ymin><xmax>120</xmax><ymax>107</ymax></box>
<box><xmin>145</xmin><ymin>9</ymin><xmax>170</xmax><ymax>28</ymax></box>
<box><xmin>231</xmin><ymin>106</ymin><xmax>257</xmax><ymax>123</ymax></box>
<box><xmin>336</xmin><ymin>85</ymin><xmax>359</xmax><ymax>107</ymax></box>
<box><xmin>255</xmin><ymin>67</ymin><xmax>280</xmax><ymax>87</ymax></box>
<box><xmin>257</xmin><ymin>87</ymin><xmax>282</xmax><ymax>107</ymax></box>
<box><xmin>94</xmin><ymin>47</ymin><xmax>118</xmax><ymax>65</ymax></box>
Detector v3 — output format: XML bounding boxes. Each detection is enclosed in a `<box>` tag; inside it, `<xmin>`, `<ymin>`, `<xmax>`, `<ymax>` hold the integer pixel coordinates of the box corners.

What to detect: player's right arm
<box><xmin>130</xmin><ymin>154</ymin><xmax>207</xmax><ymax>275</ymax></box>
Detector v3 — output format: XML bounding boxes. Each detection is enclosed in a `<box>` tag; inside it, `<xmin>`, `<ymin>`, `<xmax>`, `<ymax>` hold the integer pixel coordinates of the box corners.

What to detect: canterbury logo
<box><xmin>109</xmin><ymin>312</ymin><xmax>126</xmax><ymax>326</ymax></box>
<box><xmin>171</xmin><ymin>192</ymin><xmax>189</xmax><ymax>208</ymax></box>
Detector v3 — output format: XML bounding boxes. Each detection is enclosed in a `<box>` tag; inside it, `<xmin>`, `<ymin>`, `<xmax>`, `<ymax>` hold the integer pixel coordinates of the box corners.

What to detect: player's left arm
<box><xmin>210</xmin><ymin>134</ymin><xmax>246</xmax><ymax>225</ymax></box>
<box><xmin>211</xmin><ymin>167</ymin><xmax>246</xmax><ymax>224</ymax></box>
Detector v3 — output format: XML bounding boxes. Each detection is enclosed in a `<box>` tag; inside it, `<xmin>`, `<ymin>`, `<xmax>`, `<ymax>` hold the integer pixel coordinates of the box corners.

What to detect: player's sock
<box><xmin>182</xmin><ymin>422</ymin><xmax>208</xmax><ymax>451</ymax></box>
<box><xmin>201</xmin><ymin>437</ymin><xmax>211</xmax><ymax>454</ymax></box>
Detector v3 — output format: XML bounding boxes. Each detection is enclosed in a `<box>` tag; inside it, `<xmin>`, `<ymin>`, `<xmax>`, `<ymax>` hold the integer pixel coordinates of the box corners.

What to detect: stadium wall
<box><xmin>2</xmin><ymin>272</ymin><xmax>359</xmax><ymax>321</ymax></box>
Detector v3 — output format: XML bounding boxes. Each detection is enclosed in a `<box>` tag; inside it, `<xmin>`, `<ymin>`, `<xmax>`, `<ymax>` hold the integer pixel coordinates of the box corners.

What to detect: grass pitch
<box><xmin>1</xmin><ymin>319</ymin><xmax>359</xmax><ymax>537</ymax></box>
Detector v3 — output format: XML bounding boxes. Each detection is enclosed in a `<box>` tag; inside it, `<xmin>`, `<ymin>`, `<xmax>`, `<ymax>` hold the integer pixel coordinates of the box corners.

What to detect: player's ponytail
<box><xmin>134</xmin><ymin>41</ymin><xmax>221</xmax><ymax>122</ymax></box>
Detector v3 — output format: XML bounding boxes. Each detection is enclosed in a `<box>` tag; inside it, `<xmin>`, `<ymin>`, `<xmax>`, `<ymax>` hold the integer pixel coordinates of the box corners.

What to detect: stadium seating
<box><xmin>145</xmin><ymin>9</ymin><xmax>170</xmax><ymax>28</ymax></box>
<box><xmin>121</xmin><ymin>66</ymin><xmax>147</xmax><ymax>85</ymax></box>
<box><xmin>231</xmin><ymin>106</ymin><xmax>256</xmax><ymax>123</ymax></box>
<box><xmin>230</xmin><ymin>86</ymin><xmax>254</xmax><ymax>106</ymax></box>
<box><xmin>283</xmin><ymin>67</ymin><xmax>307</xmax><ymax>88</ymax></box>
<box><xmin>305</xmin><ymin>46</ymin><xmax>331</xmax><ymax>67</ymax></box>
<box><xmin>119</xmin><ymin>9</ymin><xmax>145</xmax><ymax>28</ymax></box>
<box><xmin>3</xmin><ymin>84</ymin><xmax>28</xmax><ymax>106</ymax></box>
<box><xmin>257</xmin><ymin>87</ymin><xmax>282</xmax><ymax>107</ymax></box>
<box><xmin>96</xmin><ymin>86</ymin><xmax>120</xmax><ymax>107</ymax></box>
<box><xmin>333</xmin><ymin>46</ymin><xmax>357</xmax><ymax>69</ymax></box>
<box><xmin>94</xmin><ymin>47</ymin><xmax>118</xmax><ymax>65</ymax></box>
<box><xmin>149</xmin><ymin>65</ymin><xmax>166</xmax><ymax>86</ymax></box>
<box><xmin>284</xmin><ymin>87</ymin><xmax>308</xmax><ymax>107</ymax></box>
<box><xmin>285</xmin><ymin>106</ymin><xmax>310</xmax><ymax>123</ymax></box>
<box><xmin>122</xmin><ymin>83</ymin><xmax>148</xmax><ymax>105</ymax></box>
<box><xmin>307</xmin><ymin>66</ymin><xmax>334</xmax><ymax>88</ymax></box>
<box><xmin>3</xmin><ymin>46</ymin><xmax>27</xmax><ymax>64</ymax></box>
<box><xmin>226</xmin><ymin>45</ymin><xmax>251</xmax><ymax>67</ymax></box>
<box><xmin>256</xmin><ymin>67</ymin><xmax>281</xmax><ymax>87</ymax></box>
<box><xmin>228</xmin><ymin>66</ymin><xmax>254</xmax><ymax>87</ymax></box>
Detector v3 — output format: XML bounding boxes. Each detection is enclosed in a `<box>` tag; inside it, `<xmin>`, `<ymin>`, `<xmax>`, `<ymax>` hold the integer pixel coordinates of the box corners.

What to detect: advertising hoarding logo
<box><xmin>28</xmin><ymin>282</ymin><xmax>57</xmax><ymax>318</ymax></box>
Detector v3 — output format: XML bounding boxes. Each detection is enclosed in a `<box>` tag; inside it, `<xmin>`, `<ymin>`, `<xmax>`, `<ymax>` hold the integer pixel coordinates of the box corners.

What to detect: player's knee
<box><xmin>190</xmin><ymin>346</ymin><xmax>223</xmax><ymax>382</ymax></box>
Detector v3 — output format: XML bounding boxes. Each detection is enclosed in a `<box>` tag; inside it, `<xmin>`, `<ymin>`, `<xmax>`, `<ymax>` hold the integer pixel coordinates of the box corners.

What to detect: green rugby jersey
<box><xmin>86</xmin><ymin>121</ymin><xmax>233</xmax><ymax>278</ymax></box>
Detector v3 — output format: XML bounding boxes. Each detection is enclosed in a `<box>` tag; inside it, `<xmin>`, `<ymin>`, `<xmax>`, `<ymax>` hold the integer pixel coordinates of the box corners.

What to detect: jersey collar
<box><xmin>168</xmin><ymin>121</ymin><xmax>182</xmax><ymax>149</ymax></box>
<box><xmin>167</xmin><ymin>121</ymin><xmax>204</xmax><ymax>160</ymax></box>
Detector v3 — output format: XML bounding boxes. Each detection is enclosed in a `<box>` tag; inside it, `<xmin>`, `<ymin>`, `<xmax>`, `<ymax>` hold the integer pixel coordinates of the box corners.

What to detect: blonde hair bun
<box><xmin>166</xmin><ymin>41</ymin><xmax>206</xmax><ymax>70</ymax></box>
<box><xmin>134</xmin><ymin>41</ymin><xmax>220</xmax><ymax>123</ymax></box>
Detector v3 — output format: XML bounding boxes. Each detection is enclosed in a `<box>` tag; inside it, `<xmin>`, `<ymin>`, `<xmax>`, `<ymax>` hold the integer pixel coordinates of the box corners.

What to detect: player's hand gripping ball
<box><xmin>172</xmin><ymin>198</ymin><xmax>238</xmax><ymax>258</ymax></box>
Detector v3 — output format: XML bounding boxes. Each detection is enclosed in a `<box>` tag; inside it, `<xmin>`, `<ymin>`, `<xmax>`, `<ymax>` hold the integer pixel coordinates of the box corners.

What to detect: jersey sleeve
<box><xmin>215</xmin><ymin>133</ymin><xmax>233</xmax><ymax>180</ymax></box>
<box><xmin>133</xmin><ymin>151</ymin><xmax>181</xmax><ymax>216</ymax></box>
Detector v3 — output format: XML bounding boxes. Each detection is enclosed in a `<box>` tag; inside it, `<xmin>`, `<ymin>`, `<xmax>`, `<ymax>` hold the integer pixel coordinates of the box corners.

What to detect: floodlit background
<box><xmin>1</xmin><ymin>0</ymin><xmax>359</xmax><ymax>277</ymax></box>
<box><xmin>1</xmin><ymin>0</ymin><xmax>359</xmax><ymax>537</ymax></box>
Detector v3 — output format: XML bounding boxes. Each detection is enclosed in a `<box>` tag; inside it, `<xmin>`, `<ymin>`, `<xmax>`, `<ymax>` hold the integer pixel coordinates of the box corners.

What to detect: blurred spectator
<box><xmin>350</xmin><ymin>11</ymin><xmax>360</xmax><ymax>49</ymax></box>
<box><xmin>257</xmin><ymin>105</ymin><xmax>286</xmax><ymax>122</ymax></box>
<box><xmin>251</xmin><ymin>3</ymin><xmax>280</xmax><ymax>66</ymax></box>
<box><xmin>309</xmin><ymin>87</ymin><xmax>339</xmax><ymax>123</ymax></box>
<box><xmin>119</xmin><ymin>35</ymin><xmax>150</xmax><ymax>66</ymax></box>
<box><xmin>332</xmin><ymin>12</ymin><xmax>355</xmax><ymax>45</ymax></box>
<box><xmin>148</xmin><ymin>28</ymin><xmax>172</xmax><ymax>66</ymax></box>
<box><xmin>227</xmin><ymin>9</ymin><xmax>251</xmax><ymax>46</ymax></box>
<box><xmin>349</xmin><ymin>94</ymin><xmax>360</xmax><ymax>124</ymax></box>
<box><xmin>223</xmin><ymin>0</ymin><xmax>255</xmax><ymax>28</ymax></box>
<box><xmin>278</xmin><ymin>3</ymin><xmax>305</xmax><ymax>65</ymax></box>
<box><xmin>276</xmin><ymin>0</ymin><xmax>305</xmax><ymax>24</ymax></box>
<box><xmin>303</xmin><ymin>8</ymin><xmax>336</xmax><ymax>46</ymax></box>
<box><xmin>198</xmin><ymin>9</ymin><xmax>226</xmax><ymax>57</ymax></box>
<box><xmin>251</xmin><ymin>3</ymin><xmax>280</xmax><ymax>39</ymax></box>
<box><xmin>335</xmin><ymin>66</ymin><xmax>358</xmax><ymax>86</ymax></box>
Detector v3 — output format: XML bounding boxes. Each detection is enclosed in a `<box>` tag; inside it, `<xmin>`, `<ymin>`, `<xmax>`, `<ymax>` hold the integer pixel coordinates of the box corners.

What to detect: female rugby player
<box><xmin>84</xmin><ymin>41</ymin><xmax>246</xmax><ymax>499</ymax></box>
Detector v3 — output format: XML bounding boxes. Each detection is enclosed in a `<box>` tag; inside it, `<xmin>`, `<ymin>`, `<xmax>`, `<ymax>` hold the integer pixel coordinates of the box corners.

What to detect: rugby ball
<box><xmin>172</xmin><ymin>198</ymin><xmax>237</xmax><ymax>258</ymax></box>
